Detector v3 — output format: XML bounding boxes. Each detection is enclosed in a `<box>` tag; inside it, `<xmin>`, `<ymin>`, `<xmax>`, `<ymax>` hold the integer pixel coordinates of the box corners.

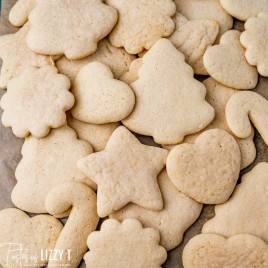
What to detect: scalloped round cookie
<box><xmin>0</xmin><ymin>66</ymin><xmax>74</xmax><ymax>138</ymax></box>
<box><xmin>240</xmin><ymin>12</ymin><xmax>268</xmax><ymax>77</ymax></box>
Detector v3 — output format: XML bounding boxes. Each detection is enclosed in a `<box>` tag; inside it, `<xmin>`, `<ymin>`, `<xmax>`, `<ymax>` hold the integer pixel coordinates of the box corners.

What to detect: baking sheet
<box><xmin>0</xmin><ymin>1</ymin><xmax>267</xmax><ymax>267</ymax></box>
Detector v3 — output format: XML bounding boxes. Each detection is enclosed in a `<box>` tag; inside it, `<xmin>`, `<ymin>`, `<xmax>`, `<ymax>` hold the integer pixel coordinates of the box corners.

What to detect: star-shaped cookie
<box><xmin>78</xmin><ymin>126</ymin><xmax>168</xmax><ymax>217</ymax></box>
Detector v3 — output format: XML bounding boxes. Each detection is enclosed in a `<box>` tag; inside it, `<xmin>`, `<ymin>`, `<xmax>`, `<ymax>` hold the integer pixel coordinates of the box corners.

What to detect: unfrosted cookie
<box><xmin>166</xmin><ymin>129</ymin><xmax>241</xmax><ymax>204</ymax></box>
<box><xmin>203</xmin><ymin>162</ymin><xmax>268</xmax><ymax>243</ymax></box>
<box><xmin>9</xmin><ymin>0</ymin><xmax>35</xmax><ymax>27</ymax></box>
<box><xmin>240</xmin><ymin>13</ymin><xmax>268</xmax><ymax>77</ymax></box>
<box><xmin>27</xmin><ymin>0</ymin><xmax>118</xmax><ymax>59</ymax></box>
<box><xmin>110</xmin><ymin>170</ymin><xmax>202</xmax><ymax>251</ymax></box>
<box><xmin>0</xmin><ymin>208</ymin><xmax>63</xmax><ymax>268</ymax></box>
<box><xmin>120</xmin><ymin>58</ymin><xmax>143</xmax><ymax>85</ymax></box>
<box><xmin>169</xmin><ymin>12</ymin><xmax>219</xmax><ymax>75</ymax></box>
<box><xmin>78</xmin><ymin>126</ymin><xmax>168</xmax><ymax>217</ymax></box>
<box><xmin>56</xmin><ymin>39</ymin><xmax>135</xmax><ymax>82</ymax></box>
<box><xmin>67</xmin><ymin>114</ymin><xmax>120</xmax><ymax>152</ymax></box>
<box><xmin>85</xmin><ymin>219</ymin><xmax>167</xmax><ymax>268</ymax></box>
<box><xmin>11</xmin><ymin>125</ymin><xmax>95</xmax><ymax>214</ymax></box>
<box><xmin>226</xmin><ymin>91</ymin><xmax>268</xmax><ymax>146</ymax></box>
<box><xmin>163</xmin><ymin>78</ymin><xmax>256</xmax><ymax>170</ymax></box>
<box><xmin>204</xmin><ymin>30</ymin><xmax>258</xmax><ymax>90</ymax></box>
<box><xmin>46</xmin><ymin>182</ymin><xmax>99</xmax><ymax>268</ymax></box>
<box><xmin>71</xmin><ymin>62</ymin><xmax>135</xmax><ymax>124</ymax></box>
<box><xmin>174</xmin><ymin>0</ymin><xmax>233</xmax><ymax>42</ymax></box>
<box><xmin>106</xmin><ymin>0</ymin><xmax>176</xmax><ymax>54</ymax></box>
<box><xmin>183</xmin><ymin>233</ymin><xmax>268</xmax><ymax>268</ymax></box>
<box><xmin>220</xmin><ymin>0</ymin><xmax>268</xmax><ymax>21</ymax></box>
<box><xmin>0</xmin><ymin>23</ymin><xmax>53</xmax><ymax>89</ymax></box>
<box><xmin>1</xmin><ymin>66</ymin><xmax>74</xmax><ymax>138</ymax></box>
<box><xmin>122</xmin><ymin>39</ymin><xmax>214</xmax><ymax>145</ymax></box>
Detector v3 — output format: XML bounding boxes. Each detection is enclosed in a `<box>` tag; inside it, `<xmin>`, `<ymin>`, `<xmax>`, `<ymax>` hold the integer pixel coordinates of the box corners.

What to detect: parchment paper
<box><xmin>0</xmin><ymin>1</ymin><xmax>267</xmax><ymax>267</ymax></box>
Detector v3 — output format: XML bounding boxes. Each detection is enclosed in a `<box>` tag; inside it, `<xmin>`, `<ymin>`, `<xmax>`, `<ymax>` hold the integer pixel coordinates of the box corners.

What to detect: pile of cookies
<box><xmin>0</xmin><ymin>0</ymin><xmax>268</xmax><ymax>267</ymax></box>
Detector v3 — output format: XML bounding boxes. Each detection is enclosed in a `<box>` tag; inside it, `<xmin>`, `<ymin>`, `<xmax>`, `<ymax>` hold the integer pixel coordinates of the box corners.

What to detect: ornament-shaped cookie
<box><xmin>84</xmin><ymin>219</ymin><xmax>167</xmax><ymax>268</ymax></box>
<box><xmin>203</xmin><ymin>162</ymin><xmax>268</xmax><ymax>243</ymax></box>
<box><xmin>78</xmin><ymin>126</ymin><xmax>168</xmax><ymax>217</ymax></box>
<box><xmin>0</xmin><ymin>208</ymin><xmax>63</xmax><ymax>268</ymax></box>
<box><xmin>204</xmin><ymin>30</ymin><xmax>258</xmax><ymax>90</ymax></box>
<box><xmin>11</xmin><ymin>125</ymin><xmax>95</xmax><ymax>213</ymax></box>
<box><xmin>71</xmin><ymin>62</ymin><xmax>135</xmax><ymax>124</ymax></box>
<box><xmin>166</xmin><ymin>129</ymin><xmax>241</xmax><ymax>204</ymax></box>
<box><xmin>106</xmin><ymin>0</ymin><xmax>176</xmax><ymax>54</ymax></box>
<box><xmin>110</xmin><ymin>170</ymin><xmax>202</xmax><ymax>251</ymax></box>
<box><xmin>27</xmin><ymin>0</ymin><xmax>118</xmax><ymax>59</ymax></box>
<box><xmin>122</xmin><ymin>38</ymin><xmax>215</xmax><ymax>145</ymax></box>
<box><xmin>183</xmin><ymin>233</ymin><xmax>268</xmax><ymax>268</ymax></box>
<box><xmin>0</xmin><ymin>66</ymin><xmax>74</xmax><ymax>138</ymax></box>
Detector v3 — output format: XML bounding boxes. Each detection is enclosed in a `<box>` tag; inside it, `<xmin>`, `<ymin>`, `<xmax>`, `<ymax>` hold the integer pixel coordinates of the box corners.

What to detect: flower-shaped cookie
<box><xmin>0</xmin><ymin>208</ymin><xmax>63</xmax><ymax>268</ymax></box>
<box><xmin>85</xmin><ymin>219</ymin><xmax>167</xmax><ymax>268</ymax></box>
<box><xmin>0</xmin><ymin>23</ymin><xmax>53</xmax><ymax>89</ymax></box>
<box><xmin>204</xmin><ymin>30</ymin><xmax>258</xmax><ymax>89</ymax></box>
<box><xmin>71</xmin><ymin>62</ymin><xmax>135</xmax><ymax>124</ymax></box>
<box><xmin>106</xmin><ymin>0</ymin><xmax>176</xmax><ymax>54</ymax></box>
<box><xmin>27</xmin><ymin>0</ymin><xmax>118</xmax><ymax>59</ymax></box>
<box><xmin>122</xmin><ymin>38</ymin><xmax>215</xmax><ymax>145</ymax></box>
<box><xmin>240</xmin><ymin>12</ymin><xmax>268</xmax><ymax>77</ymax></box>
<box><xmin>0</xmin><ymin>66</ymin><xmax>74</xmax><ymax>138</ymax></box>
<box><xmin>183</xmin><ymin>234</ymin><xmax>268</xmax><ymax>268</ymax></box>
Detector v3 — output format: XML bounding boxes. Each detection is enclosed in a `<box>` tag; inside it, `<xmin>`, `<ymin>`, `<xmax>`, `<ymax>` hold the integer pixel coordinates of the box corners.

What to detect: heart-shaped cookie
<box><xmin>71</xmin><ymin>61</ymin><xmax>135</xmax><ymax>124</ymax></box>
<box><xmin>166</xmin><ymin>129</ymin><xmax>241</xmax><ymax>204</ymax></box>
<box><xmin>0</xmin><ymin>208</ymin><xmax>63</xmax><ymax>268</ymax></box>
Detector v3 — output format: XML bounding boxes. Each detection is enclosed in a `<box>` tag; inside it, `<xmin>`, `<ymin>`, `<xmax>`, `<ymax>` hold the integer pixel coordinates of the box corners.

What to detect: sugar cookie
<box><xmin>183</xmin><ymin>233</ymin><xmax>268</xmax><ymax>268</ymax></box>
<box><xmin>0</xmin><ymin>208</ymin><xmax>62</xmax><ymax>268</ymax></box>
<box><xmin>11</xmin><ymin>125</ymin><xmax>95</xmax><ymax>214</ymax></box>
<box><xmin>110</xmin><ymin>170</ymin><xmax>202</xmax><ymax>251</ymax></box>
<box><xmin>46</xmin><ymin>182</ymin><xmax>99</xmax><ymax>268</ymax></box>
<box><xmin>226</xmin><ymin>91</ymin><xmax>268</xmax><ymax>146</ymax></box>
<box><xmin>0</xmin><ymin>66</ymin><xmax>74</xmax><ymax>138</ymax></box>
<box><xmin>106</xmin><ymin>0</ymin><xmax>176</xmax><ymax>54</ymax></box>
<box><xmin>71</xmin><ymin>62</ymin><xmax>135</xmax><ymax>124</ymax></box>
<box><xmin>203</xmin><ymin>162</ymin><xmax>268</xmax><ymax>243</ymax></box>
<box><xmin>166</xmin><ymin>129</ymin><xmax>241</xmax><ymax>204</ymax></box>
<box><xmin>0</xmin><ymin>23</ymin><xmax>53</xmax><ymax>89</ymax></box>
<box><xmin>85</xmin><ymin>219</ymin><xmax>167</xmax><ymax>268</ymax></box>
<box><xmin>78</xmin><ymin>126</ymin><xmax>168</xmax><ymax>217</ymax></box>
<box><xmin>27</xmin><ymin>0</ymin><xmax>118</xmax><ymax>59</ymax></box>
<box><xmin>204</xmin><ymin>30</ymin><xmax>258</xmax><ymax>90</ymax></box>
<box><xmin>240</xmin><ymin>12</ymin><xmax>268</xmax><ymax>77</ymax></box>
<box><xmin>122</xmin><ymin>39</ymin><xmax>214</xmax><ymax>145</ymax></box>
